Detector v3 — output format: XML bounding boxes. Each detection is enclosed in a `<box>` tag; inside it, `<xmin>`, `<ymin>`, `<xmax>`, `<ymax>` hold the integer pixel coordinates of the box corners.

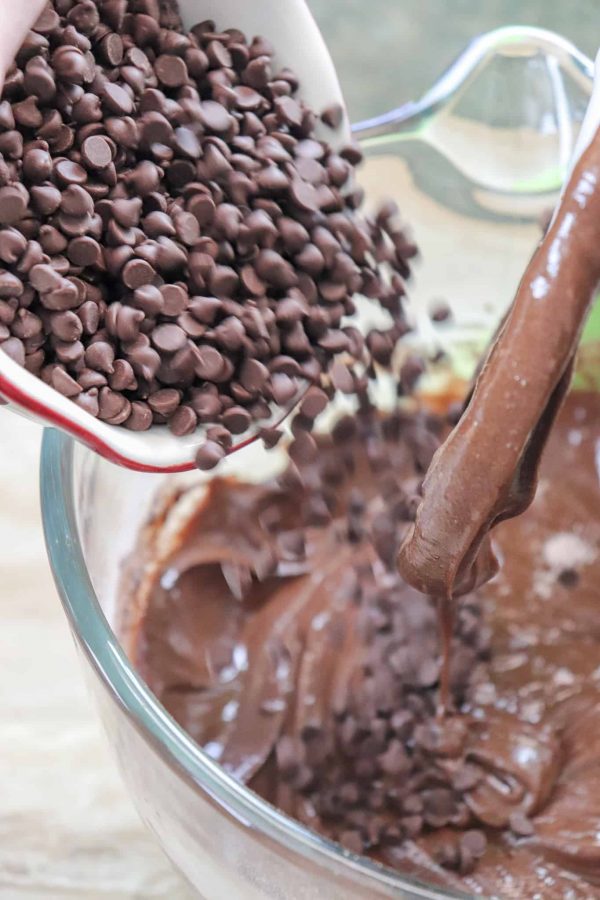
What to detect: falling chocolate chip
<box><xmin>195</xmin><ymin>439</ymin><xmax>226</xmax><ymax>470</ymax></box>
<box><xmin>320</xmin><ymin>103</ymin><xmax>344</xmax><ymax>129</ymax></box>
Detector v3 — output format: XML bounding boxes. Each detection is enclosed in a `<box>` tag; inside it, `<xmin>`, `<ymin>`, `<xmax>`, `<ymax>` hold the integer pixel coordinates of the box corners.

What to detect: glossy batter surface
<box><xmin>134</xmin><ymin>394</ymin><xmax>600</xmax><ymax>898</ymax></box>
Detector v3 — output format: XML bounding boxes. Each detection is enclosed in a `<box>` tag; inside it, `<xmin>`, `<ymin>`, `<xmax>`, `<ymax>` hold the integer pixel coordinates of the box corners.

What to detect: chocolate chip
<box><xmin>239</xmin><ymin>358</ymin><xmax>268</xmax><ymax>394</ymax></box>
<box><xmin>60</xmin><ymin>184</ymin><xmax>93</xmax><ymax>217</ymax></box>
<box><xmin>275</xmin><ymin>96</ymin><xmax>303</xmax><ymax>128</ymax></box>
<box><xmin>102</xmin><ymin>82</ymin><xmax>134</xmax><ymax>116</ymax></box>
<box><xmin>154</xmin><ymin>54</ymin><xmax>188</xmax><ymax>89</ymax></box>
<box><xmin>169</xmin><ymin>404</ymin><xmax>197</xmax><ymax>436</ymax></box>
<box><xmin>289</xmin><ymin>178</ymin><xmax>319</xmax><ymax>213</ymax></box>
<box><xmin>50</xmin><ymin>367</ymin><xmax>81</xmax><ymax>397</ymax></box>
<box><xmin>132</xmin><ymin>284</ymin><xmax>163</xmax><ymax>316</ymax></box>
<box><xmin>158</xmin><ymin>284</ymin><xmax>187</xmax><ymax>317</ymax></box>
<box><xmin>81</xmin><ymin>135</ymin><xmax>112</xmax><ymax>170</ymax></box>
<box><xmin>1</xmin><ymin>336</ymin><xmax>25</xmax><ymax>365</ymax></box>
<box><xmin>321</xmin><ymin>103</ymin><xmax>344</xmax><ymax>129</ymax></box>
<box><xmin>98</xmin><ymin>32</ymin><xmax>124</xmax><ymax>67</ymax></box>
<box><xmin>30</xmin><ymin>184</ymin><xmax>62</xmax><ymax>216</ymax></box>
<box><xmin>125</xmin><ymin>400</ymin><xmax>152</xmax><ymax>431</ymax></box>
<box><xmin>193</xmin><ymin>345</ymin><xmax>225</xmax><ymax>380</ymax></box>
<box><xmin>122</xmin><ymin>259</ymin><xmax>155</xmax><ymax>289</ymax></box>
<box><xmin>151</xmin><ymin>324</ymin><xmax>187</xmax><ymax>354</ymax></box>
<box><xmin>50</xmin><ymin>310</ymin><xmax>83</xmax><ymax>342</ymax></box>
<box><xmin>300</xmin><ymin>387</ymin><xmax>328</xmax><ymax>419</ymax></box>
<box><xmin>29</xmin><ymin>264</ymin><xmax>62</xmax><ymax>293</ymax></box>
<box><xmin>23</xmin><ymin>148</ymin><xmax>53</xmax><ymax>184</ymax></box>
<box><xmin>288</xmin><ymin>429</ymin><xmax>318</xmax><ymax>464</ymax></box>
<box><xmin>188</xmin><ymin>193</ymin><xmax>215</xmax><ymax>226</ymax></box>
<box><xmin>222</xmin><ymin>406</ymin><xmax>251</xmax><ymax>434</ymax></box>
<box><xmin>0</xmin><ymin>229</ymin><xmax>26</xmax><ymax>264</ymax></box>
<box><xmin>199</xmin><ymin>100</ymin><xmax>231</xmax><ymax>133</ymax></box>
<box><xmin>68</xmin><ymin>236</ymin><xmax>101</xmax><ymax>267</ymax></box>
<box><xmin>0</xmin><ymin>186</ymin><xmax>28</xmax><ymax>225</ymax></box>
<box><xmin>148</xmin><ymin>388</ymin><xmax>180</xmax><ymax>416</ymax></box>
<box><xmin>558</xmin><ymin>567</ymin><xmax>579</xmax><ymax>587</ymax></box>
<box><xmin>0</xmin><ymin>270</ymin><xmax>23</xmax><ymax>298</ymax></box>
<box><xmin>509</xmin><ymin>812</ymin><xmax>534</xmax><ymax>837</ymax></box>
<box><xmin>109</xmin><ymin>359</ymin><xmax>136</xmax><ymax>392</ymax></box>
<box><xmin>85</xmin><ymin>341</ymin><xmax>114</xmax><ymax>374</ymax></box>
<box><xmin>0</xmin><ymin>5</ymin><xmax>418</xmax><ymax>482</ymax></box>
<box><xmin>195</xmin><ymin>439</ymin><xmax>226</xmax><ymax>470</ymax></box>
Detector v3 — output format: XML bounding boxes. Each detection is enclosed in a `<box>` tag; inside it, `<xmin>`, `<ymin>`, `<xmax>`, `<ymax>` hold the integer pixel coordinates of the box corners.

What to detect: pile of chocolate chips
<box><xmin>272</xmin><ymin>408</ymin><xmax>498</xmax><ymax>874</ymax></box>
<box><xmin>0</xmin><ymin>0</ymin><xmax>416</xmax><ymax>467</ymax></box>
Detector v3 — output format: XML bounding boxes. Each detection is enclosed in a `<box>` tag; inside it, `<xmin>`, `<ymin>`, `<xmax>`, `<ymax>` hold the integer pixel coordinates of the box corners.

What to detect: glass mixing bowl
<box><xmin>40</xmin><ymin>27</ymin><xmax>596</xmax><ymax>900</ymax></box>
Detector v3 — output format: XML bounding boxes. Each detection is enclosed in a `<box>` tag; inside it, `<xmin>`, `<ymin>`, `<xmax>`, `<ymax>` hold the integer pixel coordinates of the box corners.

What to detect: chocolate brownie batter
<box><xmin>131</xmin><ymin>391</ymin><xmax>600</xmax><ymax>898</ymax></box>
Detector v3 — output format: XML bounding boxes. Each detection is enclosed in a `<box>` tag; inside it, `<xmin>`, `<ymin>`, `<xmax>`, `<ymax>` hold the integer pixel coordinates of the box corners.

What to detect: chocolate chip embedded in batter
<box><xmin>199</xmin><ymin>100</ymin><xmax>232</xmax><ymax>133</ymax></box>
<box><xmin>193</xmin><ymin>345</ymin><xmax>225</xmax><ymax>380</ymax></box>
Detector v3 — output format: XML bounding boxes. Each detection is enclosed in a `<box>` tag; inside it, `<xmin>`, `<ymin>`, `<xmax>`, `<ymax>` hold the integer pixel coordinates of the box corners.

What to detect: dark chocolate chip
<box><xmin>169</xmin><ymin>404</ymin><xmax>197</xmax><ymax>436</ymax></box>
<box><xmin>195</xmin><ymin>439</ymin><xmax>226</xmax><ymax>470</ymax></box>
<box><xmin>81</xmin><ymin>135</ymin><xmax>112</xmax><ymax>169</ymax></box>
<box><xmin>321</xmin><ymin>103</ymin><xmax>344</xmax><ymax>129</ymax></box>
<box><xmin>155</xmin><ymin>54</ymin><xmax>188</xmax><ymax>89</ymax></box>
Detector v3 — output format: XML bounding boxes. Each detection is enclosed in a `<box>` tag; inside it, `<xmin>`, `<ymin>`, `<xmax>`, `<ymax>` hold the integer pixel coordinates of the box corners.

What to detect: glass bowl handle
<box><xmin>352</xmin><ymin>25</ymin><xmax>594</xmax><ymax>147</ymax></box>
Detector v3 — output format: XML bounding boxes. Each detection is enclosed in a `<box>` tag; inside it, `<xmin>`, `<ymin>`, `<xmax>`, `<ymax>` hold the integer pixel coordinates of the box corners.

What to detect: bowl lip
<box><xmin>40</xmin><ymin>426</ymin><xmax>468</xmax><ymax>900</ymax></box>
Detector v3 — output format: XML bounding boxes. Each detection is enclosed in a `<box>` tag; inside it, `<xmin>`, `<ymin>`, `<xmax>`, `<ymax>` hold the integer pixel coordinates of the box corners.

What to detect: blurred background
<box><xmin>314</xmin><ymin>0</ymin><xmax>597</xmax><ymax>121</ymax></box>
<box><xmin>0</xmin><ymin>3</ymin><xmax>596</xmax><ymax>898</ymax></box>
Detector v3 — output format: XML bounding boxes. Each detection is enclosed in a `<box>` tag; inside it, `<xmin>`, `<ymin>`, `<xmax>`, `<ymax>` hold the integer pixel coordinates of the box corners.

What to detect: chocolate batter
<box><xmin>398</xmin><ymin>127</ymin><xmax>600</xmax><ymax>603</ymax></box>
<box><xmin>131</xmin><ymin>392</ymin><xmax>600</xmax><ymax>897</ymax></box>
